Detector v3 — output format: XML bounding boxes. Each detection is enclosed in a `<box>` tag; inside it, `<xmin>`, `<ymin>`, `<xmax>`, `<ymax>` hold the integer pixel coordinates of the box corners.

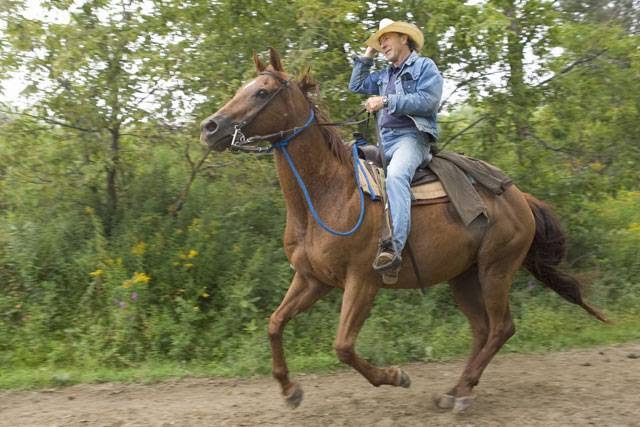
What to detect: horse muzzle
<box><xmin>200</xmin><ymin>115</ymin><xmax>234</xmax><ymax>152</ymax></box>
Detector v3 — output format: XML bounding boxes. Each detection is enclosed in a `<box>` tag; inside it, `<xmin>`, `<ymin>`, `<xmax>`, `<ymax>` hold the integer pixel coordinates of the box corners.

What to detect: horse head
<box><xmin>200</xmin><ymin>48</ymin><xmax>314</xmax><ymax>152</ymax></box>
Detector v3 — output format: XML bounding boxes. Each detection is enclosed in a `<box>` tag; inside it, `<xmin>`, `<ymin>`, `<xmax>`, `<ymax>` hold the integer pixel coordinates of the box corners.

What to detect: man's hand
<box><xmin>364</xmin><ymin>96</ymin><xmax>385</xmax><ymax>113</ymax></box>
<box><xmin>364</xmin><ymin>46</ymin><xmax>377</xmax><ymax>58</ymax></box>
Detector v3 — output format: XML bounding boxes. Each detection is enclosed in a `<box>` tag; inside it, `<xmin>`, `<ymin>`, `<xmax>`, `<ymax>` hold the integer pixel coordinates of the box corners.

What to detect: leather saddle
<box><xmin>356</xmin><ymin>143</ymin><xmax>438</xmax><ymax>187</ymax></box>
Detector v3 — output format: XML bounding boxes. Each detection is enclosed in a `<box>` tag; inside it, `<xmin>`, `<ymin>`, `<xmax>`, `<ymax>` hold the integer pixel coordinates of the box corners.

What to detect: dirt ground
<box><xmin>1</xmin><ymin>342</ymin><xmax>639</xmax><ymax>427</ymax></box>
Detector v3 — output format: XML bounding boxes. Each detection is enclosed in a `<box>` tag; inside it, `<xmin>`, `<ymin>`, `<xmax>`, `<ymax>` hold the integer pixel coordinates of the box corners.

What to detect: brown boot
<box><xmin>372</xmin><ymin>241</ymin><xmax>402</xmax><ymax>284</ymax></box>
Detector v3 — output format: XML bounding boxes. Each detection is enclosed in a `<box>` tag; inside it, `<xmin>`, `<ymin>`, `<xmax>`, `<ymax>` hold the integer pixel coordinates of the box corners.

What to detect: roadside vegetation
<box><xmin>1</xmin><ymin>0</ymin><xmax>638</xmax><ymax>389</ymax></box>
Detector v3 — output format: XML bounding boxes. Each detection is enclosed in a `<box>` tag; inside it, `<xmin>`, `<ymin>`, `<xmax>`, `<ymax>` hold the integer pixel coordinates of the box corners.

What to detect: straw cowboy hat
<box><xmin>366</xmin><ymin>18</ymin><xmax>424</xmax><ymax>52</ymax></box>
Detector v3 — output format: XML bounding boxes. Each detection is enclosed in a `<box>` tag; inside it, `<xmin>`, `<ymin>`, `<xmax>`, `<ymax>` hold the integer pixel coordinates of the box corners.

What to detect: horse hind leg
<box><xmin>434</xmin><ymin>266</ymin><xmax>489</xmax><ymax>410</ymax></box>
<box><xmin>269</xmin><ymin>272</ymin><xmax>332</xmax><ymax>408</ymax></box>
<box><xmin>449</xmin><ymin>252</ymin><xmax>524</xmax><ymax>413</ymax></box>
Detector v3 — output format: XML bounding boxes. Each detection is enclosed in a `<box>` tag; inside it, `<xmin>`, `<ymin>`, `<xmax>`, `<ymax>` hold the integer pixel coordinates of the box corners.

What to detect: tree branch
<box><xmin>169</xmin><ymin>144</ymin><xmax>212</xmax><ymax>217</ymax></box>
<box><xmin>439</xmin><ymin>70</ymin><xmax>507</xmax><ymax>112</ymax></box>
<box><xmin>527</xmin><ymin>131</ymin><xmax>582</xmax><ymax>155</ymax></box>
<box><xmin>440</xmin><ymin>116</ymin><xmax>487</xmax><ymax>149</ymax></box>
<box><xmin>535</xmin><ymin>49</ymin><xmax>608</xmax><ymax>87</ymax></box>
<box><xmin>0</xmin><ymin>108</ymin><xmax>101</xmax><ymax>133</ymax></box>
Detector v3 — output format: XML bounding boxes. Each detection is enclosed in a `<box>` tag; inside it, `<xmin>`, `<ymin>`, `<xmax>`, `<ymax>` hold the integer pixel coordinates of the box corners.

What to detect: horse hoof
<box><xmin>284</xmin><ymin>383</ymin><xmax>304</xmax><ymax>409</ymax></box>
<box><xmin>433</xmin><ymin>393</ymin><xmax>455</xmax><ymax>409</ymax></box>
<box><xmin>395</xmin><ymin>368</ymin><xmax>411</xmax><ymax>388</ymax></box>
<box><xmin>452</xmin><ymin>395</ymin><xmax>475</xmax><ymax>414</ymax></box>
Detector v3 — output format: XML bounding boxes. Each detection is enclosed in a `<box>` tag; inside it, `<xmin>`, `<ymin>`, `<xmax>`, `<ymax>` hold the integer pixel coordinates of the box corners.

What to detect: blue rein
<box><xmin>272</xmin><ymin>108</ymin><xmax>373</xmax><ymax>237</ymax></box>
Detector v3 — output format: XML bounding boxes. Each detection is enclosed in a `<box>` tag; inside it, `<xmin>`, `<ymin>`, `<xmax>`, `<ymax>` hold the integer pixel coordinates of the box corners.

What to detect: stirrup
<box><xmin>373</xmin><ymin>250</ymin><xmax>401</xmax><ymax>273</ymax></box>
<box><xmin>382</xmin><ymin>269</ymin><xmax>400</xmax><ymax>285</ymax></box>
<box><xmin>372</xmin><ymin>240</ymin><xmax>402</xmax><ymax>274</ymax></box>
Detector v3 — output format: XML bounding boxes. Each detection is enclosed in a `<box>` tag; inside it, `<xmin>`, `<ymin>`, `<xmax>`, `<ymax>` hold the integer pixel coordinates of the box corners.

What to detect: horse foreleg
<box><xmin>335</xmin><ymin>281</ymin><xmax>410</xmax><ymax>388</ymax></box>
<box><xmin>269</xmin><ymin>272</ymin><xmax>332</xmax><ymax>408</ymax></box>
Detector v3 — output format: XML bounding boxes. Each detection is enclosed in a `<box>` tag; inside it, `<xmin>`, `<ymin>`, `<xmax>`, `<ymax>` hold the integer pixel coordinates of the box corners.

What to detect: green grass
<box><xmin>2</xmin><ymin>303</ymin><xmax>638</xmax><ymax>391</ymax></box>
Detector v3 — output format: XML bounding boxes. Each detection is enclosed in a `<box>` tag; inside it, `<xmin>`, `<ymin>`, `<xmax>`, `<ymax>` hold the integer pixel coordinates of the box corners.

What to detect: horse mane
<box><xmin>295</xmin><ymin>68</ymin><xmax>352</xmax><ymax>165</ymax></box>
<box><xmin>258</xmin><ymin>59</ymin><xmax>352</xmax><ymax>165</ymax></box>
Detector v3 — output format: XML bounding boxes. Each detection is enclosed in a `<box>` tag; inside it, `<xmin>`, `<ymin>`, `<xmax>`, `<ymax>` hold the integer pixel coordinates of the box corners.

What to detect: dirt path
<box><xmin>1</xmin><ymin>342</ymin><xmax>639</xmax><ymax>427</ymax></box>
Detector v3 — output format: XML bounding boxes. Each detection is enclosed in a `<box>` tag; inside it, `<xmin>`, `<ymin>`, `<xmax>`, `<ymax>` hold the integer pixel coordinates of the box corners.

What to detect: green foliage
<box><xmin>1</xmin><ymin>0</ymin><xmax>639</xmax><ymax>390</ymax></box>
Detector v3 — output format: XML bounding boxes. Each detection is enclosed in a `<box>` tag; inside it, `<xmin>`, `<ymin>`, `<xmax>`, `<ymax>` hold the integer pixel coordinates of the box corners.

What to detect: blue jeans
<box><xmin>380</xmin><ymin>127</ymin><xmax>431</xmax><ymax>253</ymax></box>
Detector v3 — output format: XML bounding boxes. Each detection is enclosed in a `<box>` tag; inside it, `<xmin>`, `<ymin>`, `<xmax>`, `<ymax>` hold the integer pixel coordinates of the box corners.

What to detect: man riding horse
<box><xmin>348</xmin><ymin>19</ymin><xmax>443</xmax><ymax>282</ymax></box>
<box><xmin>201</xmin><ymin>43</ymin><xmax>607</xmax><ymax>414</ymax></box>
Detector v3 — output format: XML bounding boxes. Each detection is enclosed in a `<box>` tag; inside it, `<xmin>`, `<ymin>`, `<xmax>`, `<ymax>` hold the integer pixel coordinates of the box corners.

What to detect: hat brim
<box><xmin>366</xmin><ymin>22</ymin><xmax>424</xmax><ymax>52</ymax></box>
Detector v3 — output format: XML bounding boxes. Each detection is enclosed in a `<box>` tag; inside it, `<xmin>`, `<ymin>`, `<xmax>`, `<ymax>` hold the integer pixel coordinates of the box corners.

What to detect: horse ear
<box><xmin>298</xmin><ymin>66</ymin><xmax>318</xmax><ymax>95</ymax></box>
<box><xmin>253</xmin><ymin>50</ymin><xmax>266</xmax><ymax>73</ymax></box>
<box><xmin>269</xmin><ymin>47</ymin><xmax>284</xmax><ymax>72</ymax></box>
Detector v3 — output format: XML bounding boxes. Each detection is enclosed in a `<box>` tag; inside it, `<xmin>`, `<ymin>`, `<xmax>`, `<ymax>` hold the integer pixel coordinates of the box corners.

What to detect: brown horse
<box><xmin>200</xmin><ymin>48</ymin><xmax>607</xmax><ymax>413</ymax></box>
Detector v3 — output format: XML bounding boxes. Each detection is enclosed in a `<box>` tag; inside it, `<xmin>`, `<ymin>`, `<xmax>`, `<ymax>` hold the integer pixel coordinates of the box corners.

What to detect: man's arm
<box><xmin>348</xmin><ymin>47</ymin><xmax>381</xmax><ymax>95</ymax></box>
<box><xmin>386</xmin><ymin>59</ymin><xmax>443</xmax><ymax>116</ymax></box>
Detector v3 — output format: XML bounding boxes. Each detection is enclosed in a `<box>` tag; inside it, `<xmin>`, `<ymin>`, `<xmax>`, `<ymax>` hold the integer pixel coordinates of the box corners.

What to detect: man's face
<box><xmin>379</xmin><ymin>32</ymin><xmax>409</xmax><ymax>64</ymax></box>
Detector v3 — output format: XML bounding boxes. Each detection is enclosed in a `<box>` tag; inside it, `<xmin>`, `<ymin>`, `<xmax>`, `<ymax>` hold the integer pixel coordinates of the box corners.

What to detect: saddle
<box><xmin>356</xmin><ymin>143</ymin><xmax>438</xmax><ymax>187</ymax></box>
<box><xmin>355</xmin><ymin>140</ymin><xmax>514</xmax><ymax>226</ymax></box>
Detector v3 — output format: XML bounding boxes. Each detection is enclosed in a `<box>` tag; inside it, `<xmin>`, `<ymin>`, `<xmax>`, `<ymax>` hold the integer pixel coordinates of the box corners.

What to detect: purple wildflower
<box><xmin>131</xmin><ymin>291</ymin><xmax>139</xmax><ymax>301</ymax></box>
<box><xmin>118</xmin><ymin>301</ymin><xmax>127</xmax><ymax>309</ymax></box>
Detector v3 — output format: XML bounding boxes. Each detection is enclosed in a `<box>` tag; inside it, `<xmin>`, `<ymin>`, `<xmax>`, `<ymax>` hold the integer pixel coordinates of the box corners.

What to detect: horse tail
<box><xmin>523</xmin><ymin>194</ymin><xmax>609</xmax><ymax>323</ymax></box>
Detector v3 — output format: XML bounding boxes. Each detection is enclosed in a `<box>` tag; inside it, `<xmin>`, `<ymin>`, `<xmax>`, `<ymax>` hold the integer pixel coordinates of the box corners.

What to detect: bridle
<box><xmin>230</xmin><ymin>71</ymin><xmax>310</xmax><ymax>153</ymax></box>
<box><xmin>223</xmin><ymin>70</ymin><xmax>375</xmax><ymax>237</ymax></box>
<box><xmin>229</xmin><ymin>71</ymin><xmax>369</xmax><ymax>154</ymax></box>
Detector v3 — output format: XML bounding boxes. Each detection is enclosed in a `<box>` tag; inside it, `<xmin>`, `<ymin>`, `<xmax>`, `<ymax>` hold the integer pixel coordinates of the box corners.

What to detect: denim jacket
<box><xmin>348</xmin><ymin>51</ymin><xmax>443</xmax><ymax>139</ymax></box>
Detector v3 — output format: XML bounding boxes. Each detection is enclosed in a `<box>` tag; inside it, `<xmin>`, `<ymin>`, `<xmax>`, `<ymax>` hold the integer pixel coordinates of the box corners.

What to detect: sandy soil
<box><xmin>1</xmin><ymin>342</ymin><xmax>639</xmax><ymax>427</ymax></box>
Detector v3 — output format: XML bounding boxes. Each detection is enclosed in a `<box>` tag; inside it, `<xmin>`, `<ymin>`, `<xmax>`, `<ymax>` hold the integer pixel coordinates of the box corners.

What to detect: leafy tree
<box><xmin>1</xmin><ymin>0</ymin><xmax>188</xmax><ymax>234</ymax></box>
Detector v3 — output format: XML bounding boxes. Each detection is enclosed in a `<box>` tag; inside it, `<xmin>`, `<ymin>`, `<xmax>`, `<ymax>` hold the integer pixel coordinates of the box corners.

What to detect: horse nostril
<box><xmin>204</xmin><ymin>119</ymin><xmax>218</xmax><ymax>133</ymax></box>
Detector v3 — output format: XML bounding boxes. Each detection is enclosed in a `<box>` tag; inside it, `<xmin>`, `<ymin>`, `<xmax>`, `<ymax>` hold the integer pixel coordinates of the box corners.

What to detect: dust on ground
<box><xmin>1</xmin><ymin>342</ymin><xmax>639</xmax><ymax>427</ymax></box>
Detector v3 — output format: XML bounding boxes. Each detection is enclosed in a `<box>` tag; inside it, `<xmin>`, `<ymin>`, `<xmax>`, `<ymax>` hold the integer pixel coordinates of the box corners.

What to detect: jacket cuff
<box><xmin>352</xmin><ymin>55</ymin><xmax>374</xmax><ymax>66</ymax></box>
<box><xmin>386</xmin><ymin>94</ymin><xmax>398</xmax><ymax>113</ymax></box>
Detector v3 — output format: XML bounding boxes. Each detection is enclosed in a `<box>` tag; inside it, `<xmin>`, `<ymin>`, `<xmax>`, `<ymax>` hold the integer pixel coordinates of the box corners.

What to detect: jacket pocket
<box><xmin>401</xmin><ymin>73</ymin><xmax>416</xmax><ymax>93</ymax></box>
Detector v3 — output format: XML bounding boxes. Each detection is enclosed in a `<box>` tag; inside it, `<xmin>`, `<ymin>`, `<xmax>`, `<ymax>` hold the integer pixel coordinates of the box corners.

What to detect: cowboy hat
<box><xmin>366</xmin><ymin>18</ymin><xmax>424</xmax><ymax>52</ymax></box>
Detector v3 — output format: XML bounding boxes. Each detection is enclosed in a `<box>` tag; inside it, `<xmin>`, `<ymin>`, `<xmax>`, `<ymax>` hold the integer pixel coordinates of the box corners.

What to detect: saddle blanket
<box><xmin>357</xmin><ymin>159</ymin><xmax>448</xmax><ymax>204</ymax></box>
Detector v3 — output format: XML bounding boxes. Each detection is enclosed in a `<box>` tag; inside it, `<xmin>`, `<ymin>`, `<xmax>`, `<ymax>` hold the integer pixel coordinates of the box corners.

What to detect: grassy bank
<box><xmin>2</xmin><ymin>285</ymin><xmax>638</xmax><ymax>391</ymax></box>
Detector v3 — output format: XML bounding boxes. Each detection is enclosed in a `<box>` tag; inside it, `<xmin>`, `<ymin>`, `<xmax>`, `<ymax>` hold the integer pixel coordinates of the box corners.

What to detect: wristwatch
<box><xmin>382</xmin><ymin>96</ymin><xmax>389</xmax><ymax>107</ymax></box>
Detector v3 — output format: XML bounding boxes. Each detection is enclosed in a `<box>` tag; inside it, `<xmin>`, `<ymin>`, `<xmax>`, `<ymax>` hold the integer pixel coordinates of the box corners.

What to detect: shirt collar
<box><xmin>389</xmin><ymin>51</ymin><xmax>418</xmax><ymax>72</ymax></box>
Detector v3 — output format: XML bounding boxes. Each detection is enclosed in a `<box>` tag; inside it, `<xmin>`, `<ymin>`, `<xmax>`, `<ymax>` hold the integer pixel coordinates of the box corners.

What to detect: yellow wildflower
<box><xmin>122</xmin><ymin>271</ymin><xmax>151</xmax><ymax>288</ymax></box>
<box><xmin>133</xmin><ymin>272</ymin><xmax>151</xmax><ymax>284</ymax></box>
<box><xmin>89</xmin><ymin>269</ymin><xmax>104</xmax><ymax>278</ymax></box>
<box><xmin>179</xmin><ymin>249</ymin><xmax>198</xmax><ymax>260</ymax></box>
<box><xmin>131</xmin><ymin>241</ymin><xmax>147</xmax><ymax>256</ymax></box>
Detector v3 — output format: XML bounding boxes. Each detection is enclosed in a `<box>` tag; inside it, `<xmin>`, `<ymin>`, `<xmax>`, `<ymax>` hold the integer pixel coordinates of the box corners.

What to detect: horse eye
<box><xmin>255</xmin><ymin>89</ymin><xmax>270</xmax><ymax>98</ymax></box>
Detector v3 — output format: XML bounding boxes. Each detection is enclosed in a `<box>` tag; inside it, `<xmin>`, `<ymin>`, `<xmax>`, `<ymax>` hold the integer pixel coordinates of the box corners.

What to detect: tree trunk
<box><xmin>504</xmin><ymin>0</ymin><xmax>530</xmax><ymax>163</ymax></box>
<box><xmin>105</xmin><ymin>126</ymin><xmax>120</xmax><ymax>237</ymax></box>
